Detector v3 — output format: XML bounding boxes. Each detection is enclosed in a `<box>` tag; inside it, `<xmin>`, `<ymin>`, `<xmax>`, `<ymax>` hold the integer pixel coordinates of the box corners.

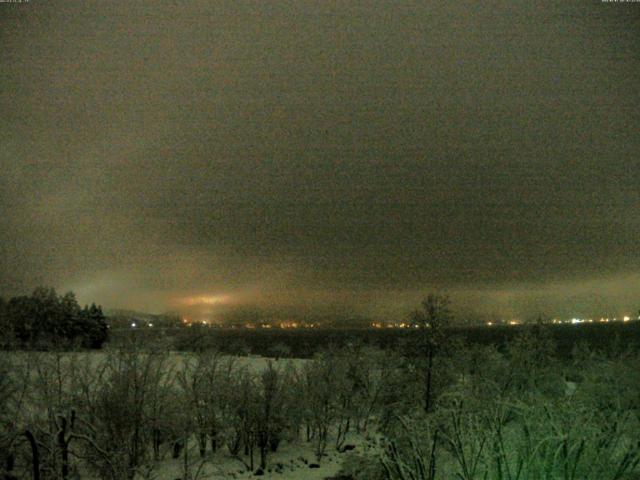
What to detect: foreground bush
<box><xmin>359</xmin><ymin>335</ymin><xmax>640</xmax><ymax>480</ymax></box>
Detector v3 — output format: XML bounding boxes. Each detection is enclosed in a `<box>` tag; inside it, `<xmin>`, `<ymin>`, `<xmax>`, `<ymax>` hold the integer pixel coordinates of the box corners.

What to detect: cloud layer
<box><xmin>1</xmin><ymin>1</ymin><xmax>639</xmax><ymax>321</ymax></box>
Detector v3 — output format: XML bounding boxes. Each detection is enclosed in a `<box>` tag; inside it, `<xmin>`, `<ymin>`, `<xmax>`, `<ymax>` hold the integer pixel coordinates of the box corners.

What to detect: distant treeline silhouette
<box><xmin>0</xmin><ymin>287</ymin><xmax>108</xmax><ymax>349</ymax></box>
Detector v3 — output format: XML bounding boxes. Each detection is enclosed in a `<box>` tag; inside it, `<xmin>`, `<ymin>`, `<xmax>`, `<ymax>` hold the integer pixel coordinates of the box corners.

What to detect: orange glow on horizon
<box><xmin>180</xmin><ymin>294</ymin><xmax>231</xmax><ymax>306</ymax></box>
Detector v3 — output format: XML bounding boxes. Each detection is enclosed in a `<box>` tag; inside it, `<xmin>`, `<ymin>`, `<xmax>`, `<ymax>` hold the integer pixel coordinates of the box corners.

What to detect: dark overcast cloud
<box><xmin>1</xmin><ymin>1</ymin><xmax>639</xmax><ymax>321</ymax></box>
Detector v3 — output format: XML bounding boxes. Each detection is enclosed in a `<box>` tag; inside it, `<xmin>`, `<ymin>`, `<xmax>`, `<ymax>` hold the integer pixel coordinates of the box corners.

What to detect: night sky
<box><xmin>1</xmin><ymin>1</ymin><xmax>639</xmax><ymax>323</ymax></box>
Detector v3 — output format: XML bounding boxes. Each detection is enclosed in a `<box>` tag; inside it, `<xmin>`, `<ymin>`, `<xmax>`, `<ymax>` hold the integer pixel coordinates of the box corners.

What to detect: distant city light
<box><xmin>163</xmin><ymin>312</ymin><xmax>639</xmax><ymax>331</ymax></box>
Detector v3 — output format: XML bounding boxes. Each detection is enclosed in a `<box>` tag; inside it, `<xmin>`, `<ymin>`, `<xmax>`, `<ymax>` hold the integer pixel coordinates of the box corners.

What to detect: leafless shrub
<box><xmin>72</xmin><ymin>347</ymin><xmax>173</xmax><ymax>480</ymax></box>
<box><xmin>0</xmin><ymin>352</ymin><xmax>31</xmax><ymax>479</ymax></box>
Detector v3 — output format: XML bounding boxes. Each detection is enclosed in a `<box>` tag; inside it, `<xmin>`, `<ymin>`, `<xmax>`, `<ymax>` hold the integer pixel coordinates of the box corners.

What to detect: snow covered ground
<box><xmin>149</xmin><ymin>436</ymin><xmax>360</xmax><ymax>480</ymax></box>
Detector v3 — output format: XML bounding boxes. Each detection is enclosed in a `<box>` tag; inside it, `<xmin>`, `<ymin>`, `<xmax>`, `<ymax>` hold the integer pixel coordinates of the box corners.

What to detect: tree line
<box><xmin>0</xmin><ymin>287</ymin><xmax>108</xmax><ymax>350</ymax></box>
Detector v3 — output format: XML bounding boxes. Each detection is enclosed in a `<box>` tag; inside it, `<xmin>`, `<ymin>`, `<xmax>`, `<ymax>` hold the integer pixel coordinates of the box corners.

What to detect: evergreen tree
<box><xmin>1</xmin><ymin>288</ymin><xmax>109</xmax><ymax>349</ymax></box>
<box><xmin>85</xmin><ymin>303</ymin><xmax>108</xmax><ymax>348</ymax></box>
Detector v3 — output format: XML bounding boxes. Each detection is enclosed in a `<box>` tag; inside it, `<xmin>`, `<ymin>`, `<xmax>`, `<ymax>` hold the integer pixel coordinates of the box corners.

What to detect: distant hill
<box><xmin>105</xmin><ymin>309</ymin><xmax>181</xmax><ymax>328</ymax></box>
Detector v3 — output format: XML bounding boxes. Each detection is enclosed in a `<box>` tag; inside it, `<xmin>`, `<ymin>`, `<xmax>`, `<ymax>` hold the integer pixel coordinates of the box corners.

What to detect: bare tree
<box><xmin>29</xmin><ymin>352</ymin><xmax>81</xmax><ymax>480</ymax></box>
<box><xmin>177</xmin><ymin>350</ymin><xmax>237</xmax><ymax>459</ymax></box>
<box><xmin>255</xmin><ymin>360</ymin><xmax>290</xmax><ymax>469</ymax></box>
<box><xmin>0</xmin><ymin>352</ymin><xmax>31</xmax><ymax>480</ymax></box>
<box><xmin>177</xmin><ymin>352</ymin><xmax>211</xmax><ymax>458</ymax></box>
<box><xmin>74</xmin><ymin>346</ymin><xmax>171</xmax><ymax>480</ymax></box>
<box><xmin>411</xmin><ymin>293</ymin><xmax>452</xmax><ymax>413</ymax></box>
<box><xmin>300</xmin><ymin>353</ymin><xmax>340</xmax><ymax>462</ymax></box>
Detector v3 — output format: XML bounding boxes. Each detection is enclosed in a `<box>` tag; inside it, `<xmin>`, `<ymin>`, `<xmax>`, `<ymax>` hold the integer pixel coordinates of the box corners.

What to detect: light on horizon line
<box><xmin>181</xmin><ymin>294</ymin><xmax>231</xmax><ymax>306</ymax></box>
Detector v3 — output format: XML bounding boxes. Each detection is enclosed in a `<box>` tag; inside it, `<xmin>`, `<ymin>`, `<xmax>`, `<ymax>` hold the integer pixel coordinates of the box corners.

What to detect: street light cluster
<box><xmin>484</xmin><ymin>316</ymin><xmax>638</xmax><ymax>327</ymax></box>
